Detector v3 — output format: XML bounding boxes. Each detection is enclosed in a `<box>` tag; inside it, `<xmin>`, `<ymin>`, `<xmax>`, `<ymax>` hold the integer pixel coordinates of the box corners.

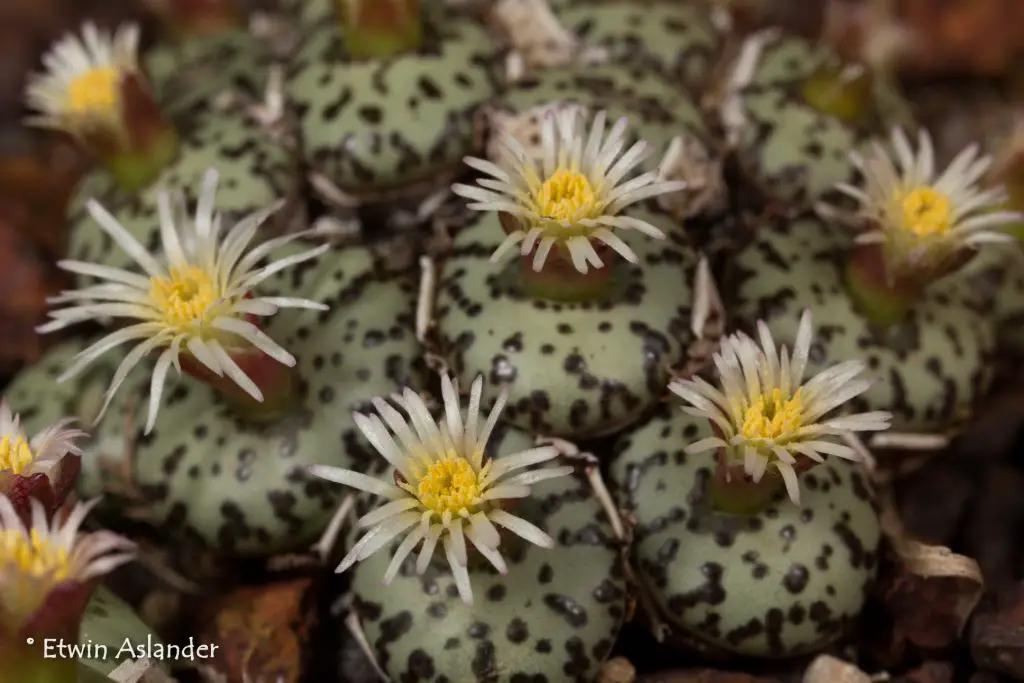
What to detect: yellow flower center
<box><xmin>415</xmin><ymin>456</ymin><xmax>482</xmax><ymax>516</ymax></box>
<box><xmin>0</xmin><ymin>529</ymin><xmax>70</xmax><ymax>581</ymax></box>
<box><xmin>0</xmin><ymin>434</ymin><xmax>34</xmax><ymax>475</ymax></box>
<box><xmin>65</xmin><ymin>66</ymin><xmax>120</xmax><ymax>115</ymax></box>
<box><xmin>900</xmin><ymin>186</ymin><xmax>952</xmax><ymax>237</ymax></box>
<box><xmin>536</xmin><ymin>169</ymin><xmax>597</xmax><ymax>222</ymax></box>
<box><xmin>740</xmin><ymin>389</ymin><xmax>804</xmax><ymax>441</ymax></box>
<box><xmin>148</xmin><ymin>265</ymin><xmax>220</xmax><ymax>330</ymax></box>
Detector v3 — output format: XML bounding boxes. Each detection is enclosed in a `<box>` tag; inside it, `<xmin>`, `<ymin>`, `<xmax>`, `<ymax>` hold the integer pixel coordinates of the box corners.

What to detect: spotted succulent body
<box><xmin>353</xmin><ymin>426</ymin><xmax>625</xmax><ymax>683</ymax></box>
<box><xmin>959</xmin><ymin>245</ymin><xmax>1024</xmax><ymax>352</ymax></box>
<box><xmin>79</xmin><ymin>586</ymin><xmax>169</xmax><ymax>676</ymax></box>
<box><xmin>731</xmin><ymin>35</ymin><xmax>876</xmax><ymax>209</ymax></box>
<box><xmin>144</xmin><ymin>29</ymin><xmax>275</xmax><ymax>118</ymax></box>
<box><xmin>611</xmin><ymin>408</ymin><xmax>881</xmax><ymax>657</ymax></box>
<box><xmin>5</xmin><ymin>248</ymin><xmax>421</xmax><ymax>555</ymax></box>
<box><xmin>491</xmin><ymin>63</ymin><xmax>710</xmax><ymax>162</ymax></box>
<box><xmin>65</xmin><ymin>104</ymin><xmax>298</xmax><ymax>284</ymax></box>
<box><xmin>557</xmin><ymin>0</ymin><xmax>721</xmax><ymax>89</ymax></box>
<box><xmin>286</xmin><ymin>11</ymin><xmax>499</xmax><ymax>200</ymax></box>
<box><xmin>435</xmin><ymin>206</ymin><xmax>696</xmax><ymax>439</ymax></box>
<box><xmin>730</xmin><ymin>214</ymin><xmax>995</xmax><ymax>432</ymax></box>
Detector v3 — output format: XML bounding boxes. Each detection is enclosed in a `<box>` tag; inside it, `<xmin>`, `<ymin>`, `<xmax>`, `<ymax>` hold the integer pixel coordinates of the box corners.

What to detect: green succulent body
<box><xmin>611</xmin><ymin>408</ymin><xmax>881</xmax><ymax>657</ymax></box>
<box><xmin>287</xmin><ymin>10</ymin><xmax>499</xmax><ymax>200</ymax></box>
<box><xmin>732</xmin><ymin>36</ymin><xmax>877</xmax><ymax>209</ymax></box>
<box><xmin>65</xmin><ymin>104</ymin><xmax>299</xmax><ymax>284</ymax></box>
<box><xmin>436</xmin><ymin>207</ymin><xmax>696</xmax><ymax>439</ymax></box>
<box><xmin>730</xmin><ymin>215</ymin><xmax>995</xmax><ymax>433</ymax></box>
<box><xmin>78</xmin><ymin>587</ymin><xmax>167</xmax><ymax>677</ymax></box>
<box><xmin>6</xmin><ymin>248</ymin><xmax>421</xmax><ymax>556</ymax></box>
<box><xmin>353</xmin><ymin>427</ymin><xmax>626</xmax><ymax>683</ymax></box>
<box><xmin>556</xmin><ymin>0</ymin><xmax>721</xmax><ymax>89</ymax></box>
<box><xmin>144</xmin><ymin>29</ymin><xmax>275</xmax><ymax>119</ymax></box>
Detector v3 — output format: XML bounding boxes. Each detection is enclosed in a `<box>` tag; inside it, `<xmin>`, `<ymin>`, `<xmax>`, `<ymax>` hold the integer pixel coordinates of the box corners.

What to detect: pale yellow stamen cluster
<box><xmin>147</xmin><ymin>265</ymin><xmax>221</xmax><ymax>330</ymax></box>
<box><xmin>407</xmin><ymin>457</ymin><xmax>484</xmax><ymax>516</ymax></box>
<box><xmin>0</xmin><ymin>434</ymin><xmax>34</xmax><ymax>474</ymax></box>
<box><xmin>898</xmin><ymin>186</ymin><xmax>952</xmax><ymax>237</ymax></box>
<box><xmin>536</xmin><ymin>169</ymin><xmax>597</xmax><ymax>222</ymax></box>
<box><xmin>64</xmin><ymin>66</ymin><xmax>119</xmax><ymax>116</ymax></box>
<box><xmin>740</xmin><ymin>389</ymin><xmax>804</xmax><ymax>442</ymax></box>
<box><xmin>0</xmin><ymin>528</ymin><xmax>71</xmax><ymax>580</ymax></box>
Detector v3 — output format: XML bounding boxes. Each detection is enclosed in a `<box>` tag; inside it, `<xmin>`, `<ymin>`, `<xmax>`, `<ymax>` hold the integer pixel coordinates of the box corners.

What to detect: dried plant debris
<box><xmin>879</xmin><ymin>493</ymin><xmax>984</xmax><ymax>650</ymax></box>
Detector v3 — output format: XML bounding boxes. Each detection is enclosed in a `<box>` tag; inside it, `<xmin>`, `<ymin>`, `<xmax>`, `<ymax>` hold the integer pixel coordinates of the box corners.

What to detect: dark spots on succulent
<box><xmin>563</xmin><ymin>352</ymin><xmax>585</xmax><ymax>373</ymax></box>
<box><xmin>217</xmin><ymin>501</ymin><xmax>254</xmax><ymax>550</ymax></box>
<box><xmin>235</xmin><ymin>449</ymin><xmax>256</xmax><ymax>482</ymax></box>
<box><xmin>535</xmin><ymin>639</ymin><xmax>552</xmax><ymax>653</ymax></box>
<box><xmin>187</xmin><ymin>465</ymin><xmax>200</xmax><ymax>479</ymax></box>
<box><xmin>502</xmin><ymin>332</ymin><xmax>523</xmax><ymax>353</ymax></box>
<box><xmin>506</xmin><ymin>617</ymin><xmax>529</xmax><ymax>644</ymax></box>
<box><xmin>833</xmin><ymin>513</ymin><xmax>868</xmax><ymax>568</ymax></box>
<box><xmin>468</xmin><ymin>622</ymin><xmax>490</xmax><ymax>640</ymax></box>
<box><xmin>162</xmin><ymin>445</ymin><xmax>187</xmax><ymax>476</ymax></box>
<box><xmin>471</xmin><ymin>640</ymin><xmax>497</xmax><ymax>680</ymax></box>
<box><xmin>538</xmin><ymin>563</ymin><xmax>553</xmax><ymax>584</ymax></box>
<box><xmin>318</xmin><ymin>386</ymin><xmax>335</xmax><ymax>404</ymax></box>
<box><xmin>427</xmin><ymin>602</ymin><xmax>446</xmax><ymax>619</ymax></box>
<box><xmin>444</xmin><ymin>637</ymin><xmax>460</xmax><ymax>650</ymax></box>
<box><xmin>193</xmin><ymin>424</ymin><xmax>208</xmax><ymax>439</ymax></box>
<box><xmin>670</xmin><ymin>561</ymin><xmax>727</xmax><ymax>615</ymax></box>
<box><xmin>486</xmin><ymin>584</ymin><xmax>507</xmax><ymax>601</ymax></box>
<box><xmin>557</xmin><ymin>323</ymin><xmax>573</xmax><ymax>335</ymax></box>
<box><xmin>543</xmin><ymin>594</ymin><xmax>589</xmax><ymax>628</ymax></box>
<box><xmin>489</xmin><ymin>355</ymin><xmax>517</xmax><ymax>384</ymax></box>
<box><xmin>725</xmin><ymin>617</ymin><xmax>764</xmax><ymax>647</ymax></box>
<box><xmin>593</xmin><ymin>579</ymin><xmax>625</xmax><ymax>605</ymax></box>
<box><xmin>267</xmin><ymin>490</ymin><xmax>303</xmax><ymax>533</ymax></box>
<box><xmin>563</xmin><ymin>636</ymin><xmax>591</xmax><ymax>679</ymax></box>
<box><xmin>783</xmin><ymin>564</ymin><xmax>810</xmax><ymax>594</ymax></box>
<box><xmin>540</xmin><ymin>344</ymin><xmax>555</xmax><ymax>356</ymax></box>
<box><xmin>405</xmin><ymin>649</ymin><xmax>436</xmax><ymax>680</ymax></box>
<box><xmin>850</xmin><ymin>471</ymin><xmax>871</xmax><ymax>501</ymax></box>
<box><xmin>416</xmin><ymin>75</ymin><xmax>443</xmax><ymax>100</ymax></box>
<box><xmin>357</xmin><ymin>105</ymin><xmax>384</xmax><ymax>125</ymax></box>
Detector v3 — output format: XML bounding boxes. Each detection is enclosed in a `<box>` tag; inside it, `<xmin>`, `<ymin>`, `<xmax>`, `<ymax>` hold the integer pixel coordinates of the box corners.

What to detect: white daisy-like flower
<box><xmin>0</xmin><ymin>400</ymin><xmax>85</xmax><ymax>478</ymax></box>
<box><xmin>37</xmin><ymin>168</ymin><xmax>330</xmax><ymax>434</ymax></box>
<box><xmin>836</xmin><ymin>126</ymin><xmax>1021</xmax><ymax>276</ymax></box>
<box><xmin>0</xmin><ymin>496</ymin><xmax>135</xmax><ymax>629</ymax></box>
<box><xmin>452</xmin><ymin>107</ymin><xmax>687</xmax><ymax>274</ymax></box>
<box><xmin>24</xmin><ymin>22</ymin><xmax>142</xmax><ymax>135</ymax></box>
<box><xmin>669</xmin><ymin>310</ymin><xmax>892</xmax><ymax>505</ymax></box>
<box><xmin>309</xmin><ymin>374</ymin><xmax>574</xmax><ymax>605</ymax></box>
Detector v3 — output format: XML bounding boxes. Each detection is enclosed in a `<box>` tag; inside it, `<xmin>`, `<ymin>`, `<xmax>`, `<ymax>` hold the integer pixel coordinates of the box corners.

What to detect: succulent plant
<box><xmin>313</xmin><ymin>373</ymin><xmax>626</xmax><ymax>682</ymax></box>
<box><xmin>610</xmin><ymin>310</ymin><xmax>889</xmax><ymax>656</ymax></box>
<box><xmin>0</xmin><ymin>496</ymin><xmax>135</xmax><ymax>682</ymax></box>
<box><xmin>0</xmin><ymin>400</ymin><xmax>85</xmax><ymax>523</ymax></box>
<box><xmin>437</xmin><ymin>99</ymin><xmax>702</xmax><ymax>440</ymax></box>
<box><xmin>286</xmin><ymin>0</ymin><xmax>500</xmax><ymax>213</ymax></box>
<box><xmin>729</xmin><ymin>128</ymin><xmax>1019</xmax><ymax>436</ymax></box>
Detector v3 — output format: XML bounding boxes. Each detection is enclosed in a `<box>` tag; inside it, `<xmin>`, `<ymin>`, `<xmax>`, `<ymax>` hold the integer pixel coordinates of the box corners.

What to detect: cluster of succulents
<box><xmin>3</xmin><ymin>0</ymin><xmax>1023</xmax><ymax>680</ymax></box>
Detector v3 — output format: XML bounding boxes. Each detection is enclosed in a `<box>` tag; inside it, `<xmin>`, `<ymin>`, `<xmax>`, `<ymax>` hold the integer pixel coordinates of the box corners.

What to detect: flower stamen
<box><xmin>537</xmin><ymin>169</ymin><xmax>597</xmax><ymax>222</ymax></box>
<box><xmin>899</xmin><ymin>186</ymin><xmax>951</xmax><ymax>237</ymax></box>
<box><xmin>410</xmin><ymin>456</ymin><xmax>482</xmax><ymax>516</ymax></box>
<box><xmin>147</xmin><ymin>265</ymin><xmax>221</xmax><ymax>330</ymax></box>
<box><xmin>0</xmin><ymin>434</ymin><xmax>34</xmax><ymax>475</ymax></box>
<box><xmin>64</xmin><ymin>66</ymin><xmax>119</xmax><ymax>117</ymax></box>
<box><xmin>0</xmin><ymin>529</ymin><xmax>71</xmax><ymax>580</ymax></box>
<box><xmin>740</xmin><ymin>389</ymin><xmax>804</xmax><ymax>442</ymax></box>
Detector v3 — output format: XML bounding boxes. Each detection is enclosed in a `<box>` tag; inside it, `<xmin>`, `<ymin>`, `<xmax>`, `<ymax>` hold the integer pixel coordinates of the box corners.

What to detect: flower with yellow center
<box><xmin>836</xmin><ymin>127</ymin><xmax>1021</xmax><ymax>276</ymax></box>
<box><xmin>452</xmin><ymin>107</ymin><xmax>687</xmax><ymax>274</ymax></box>
<box><xmin>0</xmin><ymin>496</ymin><xmax>134</xmax><ymax>629</ymax></box>
<box><xmin>37</xmin><ymin>168</ymin><xmax>330</xmax><ymax>434</ymax></box>
<box><xmin>309</xmin><ymin>374</ymin><xmax>574</xmax><ymax>604</ymax></box>
<box><xmin>669</xmin><ymin>310</ymin><xmax>892</xmax><ymax>505</ymax></box>
<box><xmin>0</xmin><ymin>400</ymin><xmax>85</xmax><ymax>506</ymax></box>
<box><xmin>23</xmin><ymin>22</ymin><xmax>140</xmax><ymax>135</ymax></box>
